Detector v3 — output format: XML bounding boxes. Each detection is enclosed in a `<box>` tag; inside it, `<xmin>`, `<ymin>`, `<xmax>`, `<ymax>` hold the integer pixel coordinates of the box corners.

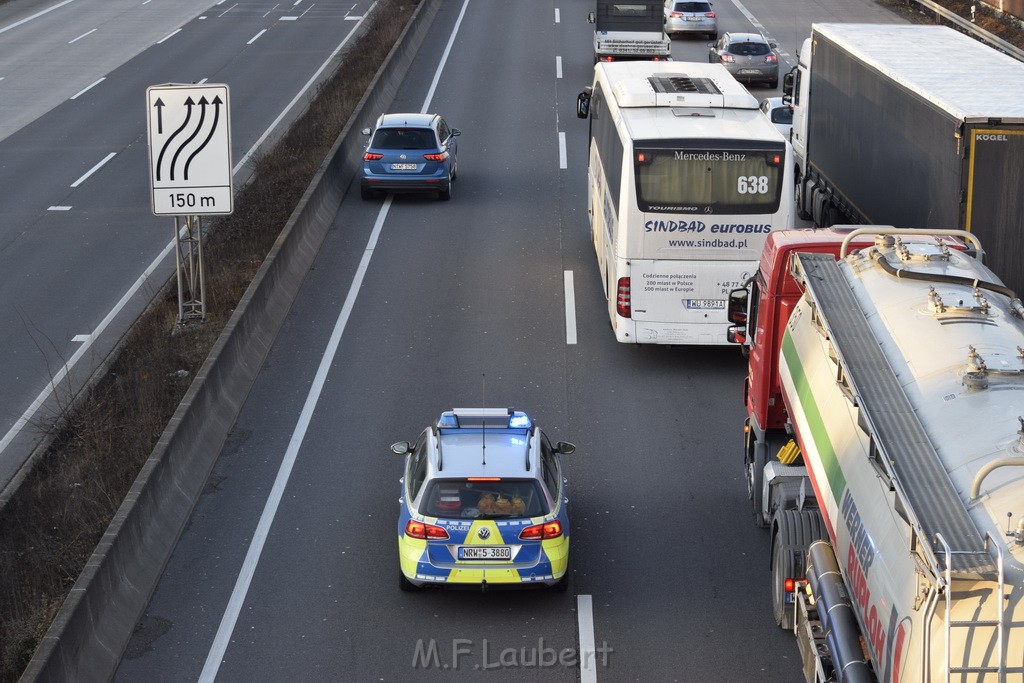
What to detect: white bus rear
<box><xmin>578</xmin><ymin>61</ymin><xmax>793</xmax><ymax>344</ymax></box>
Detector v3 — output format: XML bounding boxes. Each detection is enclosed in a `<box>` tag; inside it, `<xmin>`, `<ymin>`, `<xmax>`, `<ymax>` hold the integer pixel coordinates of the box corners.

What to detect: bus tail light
<box><xmin>616</xmin><ymin>277</ymin><xmax>631</xmax><ymax>318</ymax></box>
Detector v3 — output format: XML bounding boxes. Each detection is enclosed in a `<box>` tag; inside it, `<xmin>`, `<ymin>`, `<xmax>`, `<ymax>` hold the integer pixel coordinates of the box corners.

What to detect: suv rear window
<box><xmin>418</xmin><ymin>479</ymin><xmax>549</xmax><ymax>519</ymax></box>
<box><xmin>675</xmin><ymin>2</ymin><xmax>711</xmax><ymax>11</ymax></box>
<box><xmin>730</xmin><ymin>41</ymin><xmax>770</xmax><ymax>56</ymax></box>
<box><xmin>371</xmin><ymin>127</ymin><xmax>436</xmax><ymax>150</ymax></box>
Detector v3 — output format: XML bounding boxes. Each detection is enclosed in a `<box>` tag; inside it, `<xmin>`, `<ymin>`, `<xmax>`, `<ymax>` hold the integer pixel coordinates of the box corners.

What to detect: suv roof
<box><xmin>377</xmin><ymin>112</ymin><xmax>437</xmax><ymax>128</ymax></box>
<box><xmin>428</xmin><ymin>408</ymin><xmax>540</xmax><ymax>480</ymax></box>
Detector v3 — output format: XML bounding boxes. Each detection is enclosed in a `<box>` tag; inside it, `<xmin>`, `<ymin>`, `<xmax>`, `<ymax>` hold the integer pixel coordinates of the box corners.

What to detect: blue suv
<box><xmin>360</xmin><ymin>113</ymin><xmax>460</xmax><ymax>201</ymax></box>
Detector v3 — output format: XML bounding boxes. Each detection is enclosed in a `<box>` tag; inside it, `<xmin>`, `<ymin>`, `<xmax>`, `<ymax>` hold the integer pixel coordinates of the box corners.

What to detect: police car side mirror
<box><xmin>555</xmin><ymin>441</ymin><xmax>576</xmax><ymax>455</ymax></box>
<box><xmin>391</xmin><ymin>441</ymin><xmax>411</xmax><ymax>455</ymax></box>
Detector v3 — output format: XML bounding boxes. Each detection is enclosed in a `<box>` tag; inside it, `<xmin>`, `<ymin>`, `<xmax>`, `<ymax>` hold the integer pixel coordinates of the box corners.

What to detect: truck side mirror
<box><xmin>727</xmin><ymin>287</ymin><xmax>748</xmax><ymax>324</ymax></box>
<box><xmin>588</xmin><ymin>11</ymin><xmax>596</xmax><ymax>24</ymax></box>
<box><xmin>727</xmin><ymin>324</ymin><xmax>747</xmax><ymax>345</ymax></box>
<box><xmin>577</xmin><ymin>87</ymin><xmax>592</xmax><ymax>119</ymax></box>
<box><xmin>782</xmin><ymin>70</ymin><xmax>795</xmax><ymax>97</ymax></box>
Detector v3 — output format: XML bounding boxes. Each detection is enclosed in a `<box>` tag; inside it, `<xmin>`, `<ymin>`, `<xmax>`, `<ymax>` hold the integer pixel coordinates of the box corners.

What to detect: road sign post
<box><xmin>146</xmin><ymin>84</ymin><xmax>233</xmax><ymax>322</ymax></box>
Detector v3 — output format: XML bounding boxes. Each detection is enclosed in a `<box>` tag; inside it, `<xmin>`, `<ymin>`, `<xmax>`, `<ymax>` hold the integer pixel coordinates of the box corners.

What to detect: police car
<box><xmin>392</xmin><ymin>408</ymin><xmax>575</xmax><ymax>591</ymax></box>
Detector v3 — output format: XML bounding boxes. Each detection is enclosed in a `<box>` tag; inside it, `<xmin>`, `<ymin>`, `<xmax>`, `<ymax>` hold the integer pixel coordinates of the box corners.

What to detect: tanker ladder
<box><xmin>926</xmin><ymin>533</ymin><xmax>1008</xmax><ymax>683</ymax></box>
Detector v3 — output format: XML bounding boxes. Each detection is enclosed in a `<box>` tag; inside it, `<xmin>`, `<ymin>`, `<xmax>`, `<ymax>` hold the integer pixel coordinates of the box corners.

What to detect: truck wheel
<box><xmin>771</xmin><ymin>509</ymin><xmax>826</xmax><ymax>630</ymax></box>
<box><xmin>745</xmin><ymin>423</ymin><xmax>768</xmax><ymax>527</ymax></box>
<box><xmin>794</xmin><ymin>176</ymin><xmax>812</xmax><ymax>221</ymax></box>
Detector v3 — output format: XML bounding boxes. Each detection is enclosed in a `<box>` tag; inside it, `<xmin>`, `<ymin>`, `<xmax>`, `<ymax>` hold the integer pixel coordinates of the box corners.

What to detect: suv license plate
<box><xmin>686</xmin><ymin>299</ymin><xmax>725</xmax><ymax>310</ymax></box>
<box><xmin>391</xmin><ymin>163</ymin><xmax>417</xmax><ymax>170</ymax></box>
<box><xmin>458</xmin><ymin>546</ymin><xmax>511</xmax><ymax>561</ymax></box>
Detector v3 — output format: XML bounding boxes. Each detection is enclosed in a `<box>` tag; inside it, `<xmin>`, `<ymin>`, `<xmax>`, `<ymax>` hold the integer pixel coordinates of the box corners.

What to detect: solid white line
<box><xmin>558</xmin><ymin>132</ymin><xmax>567</xmax><ymax>169</ymax></box>
<box><xmin>247</xmin><ymin>28</ymin><xmax>267</xmax><ymax>44</ymax></box>
<box><xmin>0</xmin><ymin>0</ymin><xmax>77</xmax><ymax>36</ymax></box>
<box><xmin>70</xmin><ymin>152</ymin><xmax>116</xmax><ymax>188</ymax></box>
<box><xmin>555</xmin><ymin>7</ymin><xmax>560</xmax><ymax>23</ymax></box>
<box><xmin>69</xmin><ymin>77</ymin><xmax>104</xmax><ymax>100</ymax></box>
<box><xmin>68</xmin><ymin>28</ymin><xmax>97</xmax><ymax>44</ymax></box>
<box><xmin>200</xmin><ymin>3</ymin><xmax>467</xmax><ymax>677</ymax></box>
<box><xmin>233</xmin><ymin>8</ymin><xmax>369</xmax><ymax>173</ymax></box>
<box><xmin>47</xmin><ymin>206</ymin><xmax>72</xmax><ymax>211</ymax></box>
<box><xmin>157</xmin><ymin>28</ymin><xmax>181</xmax><ymax>44</ymax></box>
<box><xmin>420</xmin><ymin>0</ymin><xmax>467</xmax><ymax>112</ymax></box>
<box><xmin>578</xmin><ymin>594</ymin><xmax>598</xmax><ymax>683</ymax></box>
<box><xmin>198</xmin><ymin>193</ymin><xmax>394</xmax><ymax>682</ymax></box>
<box><xmin>556</xmin><ymin>55</ymin><xmax>562</xmax><ymax>79</ymax></box>
<box><xmin>564</xmin><ymin>270</ymin><xmax>577</xmax><ymax>345</ymax></box>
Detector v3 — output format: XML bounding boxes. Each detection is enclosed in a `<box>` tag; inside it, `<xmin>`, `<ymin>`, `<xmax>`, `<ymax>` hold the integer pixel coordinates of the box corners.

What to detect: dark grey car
<box><xmin>708</xmin><ymin>32</ymin><xmax>779</xmax><ymax>88</ymax></box>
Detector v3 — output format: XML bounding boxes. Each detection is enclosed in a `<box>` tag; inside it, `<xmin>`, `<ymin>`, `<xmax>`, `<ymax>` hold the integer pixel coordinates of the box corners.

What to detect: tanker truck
<box><xmin>784</xmin><ymin>24</ymin><xmax>1024</xmax><ymax>296</ymax></box>
<box><xmin>727</xmin><ymin>227</ymin><xmax>1024</xmax><ymax>682</ymax></box>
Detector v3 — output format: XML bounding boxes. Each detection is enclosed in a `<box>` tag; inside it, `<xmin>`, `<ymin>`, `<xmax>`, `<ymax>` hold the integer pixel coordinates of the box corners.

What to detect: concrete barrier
<box><xmin>20</xmin><ymin>0</ymin><xmax>441</xmax><ymax>679</ymax></box>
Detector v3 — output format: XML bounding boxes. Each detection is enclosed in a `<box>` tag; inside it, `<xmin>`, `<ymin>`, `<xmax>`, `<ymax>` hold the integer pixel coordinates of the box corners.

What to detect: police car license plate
<box><xmin>458</xmin><ymin>546</ymin><xmax>511</xmax><ymax>561</ymax></box>
<box><xmin>391</xmin><ymin>163</ymin><xmax>417</xmax><ymax>170</ymax></box>
<box><xmin>686</xmin><ymin>299</ymin><xmax>725</xmax><ymax>310</ymax></box>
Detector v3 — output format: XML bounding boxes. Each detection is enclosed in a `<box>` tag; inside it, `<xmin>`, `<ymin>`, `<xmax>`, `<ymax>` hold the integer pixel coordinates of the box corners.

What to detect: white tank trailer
<box><xmin>777</xmin><ymin>229</ymin><xmax>1024</xmax><ymax>682</ymax></box>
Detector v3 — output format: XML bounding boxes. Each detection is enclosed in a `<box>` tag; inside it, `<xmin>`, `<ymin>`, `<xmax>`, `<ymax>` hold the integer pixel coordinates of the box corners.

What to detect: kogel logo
<box><xmin>977</xmin><ymin>134</ymin><xmax>1009</xmax><ymax>141</ymax></box>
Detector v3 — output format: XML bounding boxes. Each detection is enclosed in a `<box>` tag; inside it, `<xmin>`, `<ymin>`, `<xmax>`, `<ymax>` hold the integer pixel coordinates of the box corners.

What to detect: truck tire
<box><xmin>745</xmin><ymin>421</ymin><xmax>768</xmax><ymax>527</ymax></box>
<box><xmin>771</xmin><ymin>509</ymin><xmax>826</xmax><ymax>631</ymax></box>
<box><xmin>794</xmin><ymin>175</ymin><xmax>812</xmax><ymax>221</ymax></box>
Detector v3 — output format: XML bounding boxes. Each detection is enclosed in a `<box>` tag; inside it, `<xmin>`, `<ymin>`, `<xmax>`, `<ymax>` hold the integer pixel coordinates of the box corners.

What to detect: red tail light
<box><xmin>616</xmin><ymin>277</ymin><xmax>631</xmax><ymax>318</ymax></box>
<box><xmin>765</xmin><ymin>54</ymin><xmax>778</xmax><ymax>64</ymax></box>
<box><xmin>784</xmin><ymin>577</ymin><xmax>796</xmax><ymax>594</ymax></box>
<box><xmin>364</xmin><ymin>152</ymin><xmax>383</xmax><ymax>161</ymax></box>
<box><xmin>706</xmin><ymin>11</ymin><xmax>716</xmax><ymax>17</ymax></box>
<box><xmin>423</xmin><ymin>153</ymin><xmax>446</xmax><ymax>161</ymax></box>
<box><xmin>406</xmin><ymin>519</ymin><xmax>450</xmax><ymax>540</ymax></box>
<box><xmin>720</xmin><ymin>54</ymin><xmax>735</xmax><ymax>63</ymax></box>
<box><xmin>670</xmin><ymin>11</ymin><xmax>682</xmax><ymax>16</ymax></box>
<box><xmin>519</xmin><ymin>521</ymin><xmax>563</xmax><ymax>540</ymax></box>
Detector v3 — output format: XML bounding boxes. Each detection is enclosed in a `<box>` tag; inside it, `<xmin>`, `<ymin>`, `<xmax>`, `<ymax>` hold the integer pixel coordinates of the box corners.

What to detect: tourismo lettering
<box><xmin>710</xmin><ymin>224</ymin><xmax>771</xmax><ymax>234</ymax></box>
<box><xmin>645</xmin><ymin>220</ymin><xmax>705</xmax><ymax>233</ymax></box>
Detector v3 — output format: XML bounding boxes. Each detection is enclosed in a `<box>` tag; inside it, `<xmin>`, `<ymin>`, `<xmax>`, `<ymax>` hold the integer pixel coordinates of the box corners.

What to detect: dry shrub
<box><xmin>0</xmin><ymin>1</ymin><xmax>415</xmax><ymax>680</ymax></box>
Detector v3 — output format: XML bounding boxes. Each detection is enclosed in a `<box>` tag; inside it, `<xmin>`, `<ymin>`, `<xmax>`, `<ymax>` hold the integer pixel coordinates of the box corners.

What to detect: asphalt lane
<box><xmin>118</xmin><ymin>0</ymin><xmax>910</xmax><ymax>681</ymax></box>
<box><xmin>0</xmin><ymin>0</ymin><xmax>377</xmax><ymax>488</ymax></box>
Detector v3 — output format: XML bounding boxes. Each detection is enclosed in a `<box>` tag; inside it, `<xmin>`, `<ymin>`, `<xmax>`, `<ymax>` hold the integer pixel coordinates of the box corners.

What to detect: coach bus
<box><xmin>577</xmin><ymin>61</ymin><xmax>793</xmax><ymax>344</ymax></box>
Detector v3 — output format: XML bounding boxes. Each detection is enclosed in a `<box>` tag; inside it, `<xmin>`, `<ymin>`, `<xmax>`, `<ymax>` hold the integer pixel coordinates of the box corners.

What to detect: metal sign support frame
<box><xmin>173</xmin><ymin>214</ymin><xmax>206</xmax><ymax>323</ymax></box>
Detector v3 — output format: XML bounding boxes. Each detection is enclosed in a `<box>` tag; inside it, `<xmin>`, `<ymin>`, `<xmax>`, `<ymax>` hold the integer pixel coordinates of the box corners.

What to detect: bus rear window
<box><xmin>634</xmin><ymin>148</ymin><xmax>783</xmax><ymax>214</ymax></box>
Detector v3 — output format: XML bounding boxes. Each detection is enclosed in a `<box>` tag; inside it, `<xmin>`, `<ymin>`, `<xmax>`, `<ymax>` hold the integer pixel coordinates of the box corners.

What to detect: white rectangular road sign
<box><xmin>147</xmin><ymin>84</ymin><xmax>233</xmax><ymax>215</ymax></box>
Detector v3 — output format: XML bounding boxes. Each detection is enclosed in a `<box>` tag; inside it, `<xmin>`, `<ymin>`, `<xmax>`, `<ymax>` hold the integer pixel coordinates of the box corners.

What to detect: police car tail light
<box><xmin>616</xmin><ymin>277</ymin><xmax>631</xmax><ymax>318</ymax></box>
<box><xmin>519</xmin><ymin>521</ymin><xmax>562</xmax><ymax>541</ymax></box>
<box><xmin>406</xmin><ymin>520</ymin><xmax>450</xmax><ymax>540</ymax></box>
<box><xmin>363</xmin><ymin>152</ymin><xmax>384</xmax><ymax>161</ymax></box>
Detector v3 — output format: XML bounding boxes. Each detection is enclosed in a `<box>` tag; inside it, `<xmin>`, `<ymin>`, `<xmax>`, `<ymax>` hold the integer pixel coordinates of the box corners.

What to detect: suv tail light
<box><xmin>364</xmin><ymin>152</ymin><xmax>383</xmax><ymax>161</ymax></box>
<box><xmin>616</xmin><ymin>277</ymin><xmax>631</xmax><ymax>318</ymax></box>
<box><xmin>406</xmin><ymin>519</ymin><xmax>450</xmax><ymax>540</ymax></box>
<box><xmin>519</xmin><ymin>521</ymin><xmax>562</xmax><ymax>540</ymax></box>
<box><xmin>423</xmin><ymin>153</ymin><xmax>446</xmax><ymax>161</ymax></box>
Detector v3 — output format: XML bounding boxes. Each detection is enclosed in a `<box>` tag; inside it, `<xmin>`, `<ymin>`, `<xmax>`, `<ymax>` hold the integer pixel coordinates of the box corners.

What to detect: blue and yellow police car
<box><xmin>392</xmin><ymin>408</ymin><xmax>576</xmax><ymax>591</ymax></box>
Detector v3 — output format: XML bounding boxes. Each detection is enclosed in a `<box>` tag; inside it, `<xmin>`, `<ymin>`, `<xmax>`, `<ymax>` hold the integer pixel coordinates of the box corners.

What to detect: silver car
<box><xmin>708</xmin><ymin>32</ymin><xmax>779</xmax><ymax>88</ymax></box>
<box><xmin>759</xmin><ymin>97</ymin><xmax>793</xmax><ymax>139</ymax></box>
<box><xmin>663</xmin><ymin>0</ymin><xmax>717</xmax><ymax>40</ymax></box>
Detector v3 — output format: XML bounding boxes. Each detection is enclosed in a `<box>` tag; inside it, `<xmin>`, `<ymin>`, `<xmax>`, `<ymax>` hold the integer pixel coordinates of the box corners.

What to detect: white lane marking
<box><xmin>197</xmin><ymin>77</ymin><xmax>209</xmax><ymax>85</ymax></box>
<box><xmin>344</xmin><ymin>15</ymin><xmax>360</xmax><ymax>20</ymax></box>
<box><xmin>2</xmin><ymin>1</ymin><xmax>369</xmax><ymax>463</ymax></box>
<box><xmin>555</xmin><ymin>7</ymin><xmax>560</xmax><ymax>23</ymax></box>
<box><xmin>263</xmin><ymin>3</ymin><xmax>279</xmax><ymax>18</ymax></box>
<box><xmin>73</xmin><ymin>334</ymin><xmax>90</xmax><ymax>343</ymax></box>
<box><xmin>294</xmin><ymin>0</ymin><xmax>303</xmax><ymax>5</ymax></box>
<box><xmin>578</xmin><ymin>594</ymin><xmax>598</xmax><ymax>682</ymax></box>
<box><xmin>280</xmin><ymin>16</ymin><xmax>297</xmax><ymax>20</ymax></box>
<box><xmin>0</xmin><ymin>0</ymin><xmax>77</xmax><ymax>36</ymax></box>
<box><xmin>200</xmin><ymin>3</ymin><xmax>469</xmax><ymax>678</ymax></box>
<box><xmin>558</xmin><ymin>132</ymin><xmax>567</xmax><ymax>169</ymax></box>
<box><xmin>219</xmin><ymin>3</ymin><xmax>237</xmax><ymax>17</ymax></box>
<box><xmin>70</xmin><ymin>152</ymin><xmax>116</xmax><ymax>188</ymax></box>
<box><xmin>556</xmin><ymin>55</ymin><xmax>562</xmax><ymax>79</ymax></box>
<box><xmin>157</xmin><ymin>28</ymin><xmax>182</xmax><ymax>44</ymax></box>
<box><xmin>68</xmin><ymin>28</ymin><xmax>97</xmax><ymax>44</ymax></box>
<box><xmin>421</xmin><ymin>0</ymin><xmax>467</xmax><ymax>113</ymax></box>
<box><xmin>234</xmin><ymin>9</ymin><xmax>367</xmax><ymax>174</ymax></box>
<box><xmin>564</xmin><ymin>270</ymin><xmax>577</xmax><ymax>345</ymax></box>
<box><xmin>69</xmin><ymin>77</ymin><xmax>104</xmax><ymax>100</ymax></box>
<box><xmin>247</xmin><ymin>28</ymin><xmax>267</xmax><ymax>44</ymax></box>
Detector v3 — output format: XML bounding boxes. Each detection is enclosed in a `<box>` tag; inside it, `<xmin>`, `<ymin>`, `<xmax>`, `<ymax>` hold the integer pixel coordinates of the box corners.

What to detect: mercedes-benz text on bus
<box><xmin>577</xmin><ymin>61</ymin><xmax>793</xmax><ymax>344</ymax></box>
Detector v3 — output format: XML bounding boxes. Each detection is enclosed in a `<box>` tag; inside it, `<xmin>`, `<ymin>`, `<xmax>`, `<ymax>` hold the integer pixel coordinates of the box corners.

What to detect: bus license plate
<box><xmin>391</xmin><ymin>163</ymin><xmax>417</xmax><ymax>170</ymax></box>
<box><xmin>458</xmin><ymin>546</ymin><xmax>511</xmax><ymax>561</ymax></box>
<box><xmin>686</xmin><ymin>299</ymin><xmax>725</xmax><ymax>310</ymax></box>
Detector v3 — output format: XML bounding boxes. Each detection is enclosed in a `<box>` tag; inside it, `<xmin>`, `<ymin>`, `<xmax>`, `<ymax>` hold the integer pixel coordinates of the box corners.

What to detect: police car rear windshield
<box><xmin>419</xmin><ymin>479</ymin><xmax>549</xmax><ymax>519</ymax></box>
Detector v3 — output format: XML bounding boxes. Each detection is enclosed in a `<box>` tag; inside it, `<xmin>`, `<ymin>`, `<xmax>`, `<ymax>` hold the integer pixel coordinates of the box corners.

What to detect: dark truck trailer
<box><xmin>590</xmin><ymin>0</ymin><xmax>671</xmax><ymax>62</ymax></box>
<box><xmin>787</xmin><ymin>23</ymin><xmax>1024</xmax><ymax>294</ymax></box>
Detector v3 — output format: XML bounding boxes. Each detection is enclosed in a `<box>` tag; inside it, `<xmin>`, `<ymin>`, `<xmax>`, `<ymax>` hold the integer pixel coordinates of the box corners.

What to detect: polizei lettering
<box><xmin>674</xmin><ymin>151</ymin><xmax>747</xmax><ymax>161</ymax></box>
<box><xmin>645</xmin><ymin>220</ymin><xmax>771</xmax><ymax>234</ymax></box>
